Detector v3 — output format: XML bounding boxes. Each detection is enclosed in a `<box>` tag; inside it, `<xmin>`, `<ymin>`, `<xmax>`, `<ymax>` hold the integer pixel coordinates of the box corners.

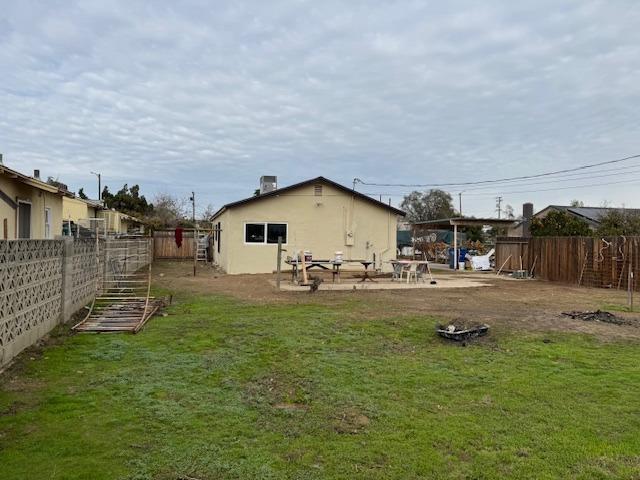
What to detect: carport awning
<box><xmin>411</xmin><ymin>217</ymin><xmax>517</xmax><ymax>229</ymax></box>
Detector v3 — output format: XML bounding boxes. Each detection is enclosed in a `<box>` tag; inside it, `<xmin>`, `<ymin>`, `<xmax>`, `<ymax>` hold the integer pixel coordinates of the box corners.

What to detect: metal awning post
<box><xmin>453</xmin><ymin>224</ymin><xmax>458</xmax><ymax>270</ymax></box>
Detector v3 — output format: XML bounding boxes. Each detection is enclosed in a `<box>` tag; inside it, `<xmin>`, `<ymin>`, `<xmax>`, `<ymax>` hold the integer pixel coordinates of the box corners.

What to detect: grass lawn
<box><xmin>1</xmin><ymin>289</ymin><xmax>640</xmax><ymax>479</ymax></box>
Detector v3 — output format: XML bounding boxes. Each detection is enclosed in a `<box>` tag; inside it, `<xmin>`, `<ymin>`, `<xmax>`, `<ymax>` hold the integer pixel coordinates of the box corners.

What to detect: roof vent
<box><xmin>34</xmin><ymin>169</ymin><xmax>40</xmax><ymax>180</ymax></box>
<box><xmin>260</xmin><ymin>176</ymin><xmax>277</xmax><ymax>195</ymax></box>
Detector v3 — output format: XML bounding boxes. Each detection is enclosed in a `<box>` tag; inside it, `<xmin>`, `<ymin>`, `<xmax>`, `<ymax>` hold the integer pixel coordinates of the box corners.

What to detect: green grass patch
<box><xmin>1</xmin><ymin>293</ymin><xmax>640</xmax><ymax>479</ymax></box>
<box><xmin>601</xmin><ymin>303</ymin><xmax>635</xmax><ymax>313</ymax></box>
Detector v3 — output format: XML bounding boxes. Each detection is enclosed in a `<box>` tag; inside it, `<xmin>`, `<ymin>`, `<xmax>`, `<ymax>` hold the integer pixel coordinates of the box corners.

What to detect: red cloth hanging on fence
<box><xmin>175</xmin><ymin>227</ymin><xmax>183</xmax><ymax>248</ymax></box>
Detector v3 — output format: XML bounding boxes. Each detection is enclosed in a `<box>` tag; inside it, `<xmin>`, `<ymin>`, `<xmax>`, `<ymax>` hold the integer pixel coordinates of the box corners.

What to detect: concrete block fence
<box><xmin>0</xmin><ymin>237</ymin><xmax>151</xmax><ymax>368</ymax></box>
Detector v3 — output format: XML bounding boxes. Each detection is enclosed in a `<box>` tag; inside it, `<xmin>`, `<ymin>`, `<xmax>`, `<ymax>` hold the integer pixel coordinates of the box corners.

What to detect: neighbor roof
<box><xmin>513</xmin><ymin>205</ymin><xmax>640</xmax><ymax>229</ymax></box>
<box><xmin>549</xmin><ymin>205</ymin><xmax>640</xmax><ymax>225</ymax></box>
<box><xmin>211</xmin><ymin>176</ymin><xmax>406</xmax><ymax>219</ymax></box>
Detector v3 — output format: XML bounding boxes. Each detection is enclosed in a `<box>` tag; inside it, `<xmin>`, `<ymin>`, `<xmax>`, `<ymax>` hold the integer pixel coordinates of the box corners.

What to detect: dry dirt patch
<box><xmin>153</xmin><ymin>261</ymin><xmax>640</xmax><ymax>340</ymax></box>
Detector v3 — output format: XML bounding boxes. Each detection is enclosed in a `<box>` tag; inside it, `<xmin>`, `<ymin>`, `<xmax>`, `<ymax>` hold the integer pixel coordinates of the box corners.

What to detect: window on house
<box><xmin>267</xmin><ymin>223</ymin><xmax>287</xmax><ymax>243</ymax></box>
<box><xmin>314</xmin><ymin>184</ymin><xmax>323</xmax><ymax>196</ymax></box>
<box><xmin>245</xmin><ymin>223</ymin><xmax>265</xmax><ymax>243</ymax></box>
<box><xmin>245</xmin><ymin>222</ymin><xmax>287</xmax><ymax>244</ymax></box>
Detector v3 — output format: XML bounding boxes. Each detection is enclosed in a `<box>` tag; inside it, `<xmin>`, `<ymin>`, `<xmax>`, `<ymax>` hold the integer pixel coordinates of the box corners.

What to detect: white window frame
<box><xmin>44</xmin><ymin>207</ymin><xmax>52</xmax><ymax>239</ymax></box>
<box><xmin>243</xmin><ymin>222</ymin><xmax>288</xmax><ymax>245</ymax></box>
<box><xmin>17</xmin><ymin>199</ymin><xmax>32</xmax><ymax>239</ymax></box>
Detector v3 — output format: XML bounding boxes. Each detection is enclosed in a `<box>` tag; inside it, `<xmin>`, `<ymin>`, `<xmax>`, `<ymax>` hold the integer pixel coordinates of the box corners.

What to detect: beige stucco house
<box><xmin>62</xmin><ymin>196</ymin><xmax>102</xmax><ymax>224</ymax></box>
<box><xmin>97</xmin><ymin>209</ymin><xmax>144</xmax><ymax>235</ymax></box>
<box><xmin>211</xmin><ymin>176</ymin><xmax>405</xmax><ymax>274</ymax></box>
<box><xmin>0</xmin><ymin>164</ymin><xmax>64</xmax><ymax>239</ymax></box>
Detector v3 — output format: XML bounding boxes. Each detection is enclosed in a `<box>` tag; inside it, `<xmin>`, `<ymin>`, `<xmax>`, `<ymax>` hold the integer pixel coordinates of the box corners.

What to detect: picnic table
<box><xmin>285</xmin><ymin>259</ymin><xmax>374</xmax><ymax>284</ymax></box>
<box><xmin>285</xmin><ymin>259</ymin><xmax>343</xmax><ymax>283</ymax></box>
<box><xmin>358</xmin><ymin>261</ymin><xmax>376</xmax><ymax>282</ymax></box>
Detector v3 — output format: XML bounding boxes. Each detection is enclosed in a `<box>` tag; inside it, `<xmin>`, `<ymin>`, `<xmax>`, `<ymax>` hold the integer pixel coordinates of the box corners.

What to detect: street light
<box><xmin>90</xmin><ymin>171</ymin><xmax>101</xmax><ymax>202</ymax></box>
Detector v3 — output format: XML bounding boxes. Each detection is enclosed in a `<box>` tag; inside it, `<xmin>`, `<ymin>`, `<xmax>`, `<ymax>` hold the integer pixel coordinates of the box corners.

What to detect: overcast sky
<box><xmin>1</xmin><ymin>1</ymin><xmax>639</xmax><ymax>217</ymax></box>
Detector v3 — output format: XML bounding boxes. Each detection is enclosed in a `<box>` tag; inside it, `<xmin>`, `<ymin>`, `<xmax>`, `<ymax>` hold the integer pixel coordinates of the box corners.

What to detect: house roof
<box><xmin>0</xmin><ymin>164</ymin><xmax>65</xmax><ymax>195</ymax></box>
<box><xmin>412</xmin><ymin>217</ymin><xmax>517</xmax><ymax>229</ymax></box>
<box><xmin>511</xmin><ymin>205</ymin><xmax>640</xmax><ymax>229</ymax></box>
<box><xmin>211</xmin><ymin>176</ymin><xmax>406</xmax><ymax>219</ymax></box>
<box><xmin>549</xmin><ymin>205</ymin><xmax>640</xmax><ymax>225</ymax></box>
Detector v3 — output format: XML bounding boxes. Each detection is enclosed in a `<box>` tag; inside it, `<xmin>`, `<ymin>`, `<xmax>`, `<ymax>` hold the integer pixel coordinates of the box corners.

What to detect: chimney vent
<box><xmin>0</xmin><ymin>153</ymin><xmax>3</xmax><ymax>164</ymax></box>
<box><xmin>522</xmin><ymin>202</ymin><xmax>534</xmax><ymax>237</ymax></box>
<box><xmin>34</xmin><ymin>169</ymin><xmax>40</xmax><ymax>179</ymax></box>
<box><xmin>259</xmin><ymin>176</ymin><xmax>277</xmax><ymax>195</ymax></box>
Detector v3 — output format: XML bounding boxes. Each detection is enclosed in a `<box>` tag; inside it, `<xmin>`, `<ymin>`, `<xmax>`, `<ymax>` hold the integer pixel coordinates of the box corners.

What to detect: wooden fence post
<box><xmin>276</xmin><ymin>236</ymin><xmax>283</xmax><ymax>290</ymax></box>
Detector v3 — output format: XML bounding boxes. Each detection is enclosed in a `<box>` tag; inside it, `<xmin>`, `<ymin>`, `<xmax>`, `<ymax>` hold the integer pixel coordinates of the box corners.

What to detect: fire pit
<box><xmin>436</xmin><ymin>323</ymin><xmax>489</xmax><ymax>341</ymax></box>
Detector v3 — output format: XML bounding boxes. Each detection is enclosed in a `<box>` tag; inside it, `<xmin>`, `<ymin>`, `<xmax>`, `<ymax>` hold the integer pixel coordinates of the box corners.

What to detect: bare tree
<box><xmin>145</xmin><ymin>193</ymin><xmax>189</xmax><ymax>229</ymax></box>
<box><xmin>200</xmin><ymin>203</ymin><xmax>217</xmax><ymax>222</ymax></box>
<box><xmin>400</xmin><ymin>189</ymin><xmax>456</xmax><ymax>222</ymax></box>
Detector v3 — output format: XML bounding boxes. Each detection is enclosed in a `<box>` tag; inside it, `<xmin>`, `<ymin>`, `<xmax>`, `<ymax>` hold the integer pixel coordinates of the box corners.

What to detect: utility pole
<box><xmin>190</xmin><ymin>191</ymin><xmax>196</xmax><ymax>222</ymax></box>
<box><xmin>190</xmin><ymin>191</ymin><xmax>196</xmax><ymax>276</ymax></box>
<box><xmin>458</xmin><ymin>192</ymin><xmax>463</xmax><ymax>216</ymax></box>
<box><xmin>91</xmin><ymin>171</ymin><xmax>101</xmax><ymax>202</ymax></box>
<box><xmin>495</xmin><ymin>196</ymin><xmax>503</xmax><ymax>219</ymax></box>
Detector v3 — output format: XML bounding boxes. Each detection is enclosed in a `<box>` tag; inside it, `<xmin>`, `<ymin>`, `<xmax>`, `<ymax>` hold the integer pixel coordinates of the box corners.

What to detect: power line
<box><xmin>355</xmin><ymin>153</ymin><xmax>640</xmax><ymax>189</ymax></box>
<box><xmin>464</xmin><ymin>176</ymin><xmax>640</xmax><ymax>196</ymax></box>
<box><xmin>362</xmin><ymin>175</ymin><xmax>640</xmax><ymax>198</ymax></box>
<box><xmin>461</xmin><ymin>165</ymin><xmax>640</xmax><ymax>192</ymax></box>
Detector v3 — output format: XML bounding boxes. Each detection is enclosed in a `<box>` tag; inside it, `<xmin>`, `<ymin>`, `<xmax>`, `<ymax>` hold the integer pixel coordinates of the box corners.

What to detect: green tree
<box><xmin>101</xmin><ymin>186</ymin><xmax>114</xmax><ymax>205</ymax></box>
<box><xmin>570</xmin><ymin>199</ymin><xmax>584</xmax><ymax>207</ymax></box>
<box><xmin>102</xmin><ymin>184</ymin><xmax>152</xmax><ymax>217</ymax></box>
<box><xmin>400</xmin><ymin>189</ymin><xmax>456</xmax><ymax>222</ymax></box>
<box><xmin>596</xmin><ymin>210</ymin><xmax>640</xmax><ymax>236</ymax></box>
<box><xmin>530</xmin><ymin>210</ymin><xmax>591</xmax><ymax>237</ymax></box>
<box><xmin>77</xmin><ymin>187</ymin><xmax>88</xmax><ymax>200</ymax></box>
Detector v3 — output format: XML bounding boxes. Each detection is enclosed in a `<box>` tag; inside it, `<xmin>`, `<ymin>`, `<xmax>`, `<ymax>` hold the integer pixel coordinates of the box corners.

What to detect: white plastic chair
<box><xmin>405</xmin><ymin>263</ymin><xmax>419</xmax><ymax>283</ymax></box>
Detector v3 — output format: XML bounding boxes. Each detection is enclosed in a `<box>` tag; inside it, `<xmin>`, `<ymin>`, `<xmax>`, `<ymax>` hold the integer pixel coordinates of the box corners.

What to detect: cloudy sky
<box><xmin>1</xmin><ymin>0</ymin><xmax>639</xmax><ymax>217</ymax></box>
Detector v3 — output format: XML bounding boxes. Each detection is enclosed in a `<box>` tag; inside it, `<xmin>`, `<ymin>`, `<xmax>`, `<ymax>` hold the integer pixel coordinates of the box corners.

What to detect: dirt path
<box><xmin>153</xmin><ymin>261</ymin><xmax>640</xmax><ymax>340</ymax></box>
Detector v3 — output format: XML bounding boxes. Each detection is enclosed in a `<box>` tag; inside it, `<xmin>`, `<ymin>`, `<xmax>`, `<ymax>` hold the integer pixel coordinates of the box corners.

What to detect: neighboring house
<box><xmin>62</xmin><ymin>196</ymin><xmax>102</xmax><ymax>223</ymax></box>
<box><xmin>508</xmin><ymin>205</ymin><xmax>640</xmax><ymax>236</ymax></box>
<box><xmin>0</xmin><ymin>165</ymin><xmax>65</xmax><ymax>239</ymax></box>
<box><xmin>61</xmin><ymin>196</ymin><xmax>106</xmax><ymax>237</ymax></box>
<box><xmin>211</xmin><ymin>176</ymin><xmax>406</xmax><ymax>274</ymax></box>
<box><xmin>97</xmin><ymin>209</ymin><xmax>144</xmax><ymax>235</ymax></box>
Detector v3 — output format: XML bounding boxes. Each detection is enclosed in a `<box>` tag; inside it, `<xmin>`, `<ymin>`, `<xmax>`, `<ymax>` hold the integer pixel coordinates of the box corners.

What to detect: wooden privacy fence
<box><xmin>496</xmin><ymin>236</ymin><xmax>640</xmax><ymax>291</ymax></box>
<box><xmin>153</xmin><ymin>229</ymin><xmax>196</xmax><ymax>259</ymax></box>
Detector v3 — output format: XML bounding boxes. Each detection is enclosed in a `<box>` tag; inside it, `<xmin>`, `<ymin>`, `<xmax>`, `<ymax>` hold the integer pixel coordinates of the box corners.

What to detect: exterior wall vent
<box><xmin>314</xmin><ymin>184</ymin><xmax>323</xmax><ymax>196</ymax></box>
